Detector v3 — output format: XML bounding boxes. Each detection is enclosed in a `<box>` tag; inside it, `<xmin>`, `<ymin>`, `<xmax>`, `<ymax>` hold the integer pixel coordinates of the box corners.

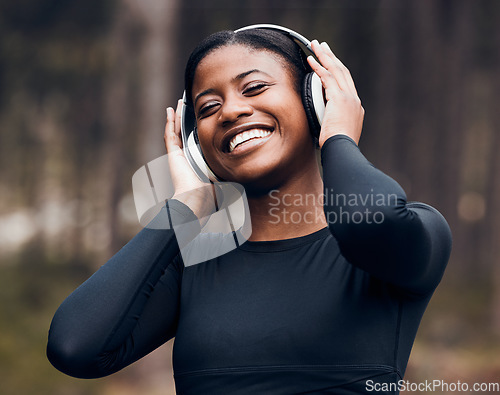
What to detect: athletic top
<box><xmin>47</xmin><ymin>135</ymin><xmax>452</xmax><ymax>394</ymax></box>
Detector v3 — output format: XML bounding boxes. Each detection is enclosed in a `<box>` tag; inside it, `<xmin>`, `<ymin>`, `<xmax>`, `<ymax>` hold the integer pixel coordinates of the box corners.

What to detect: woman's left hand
<box><xmin>307</xmin><ymin>40</ymin><xmax>364</xmax><ymax>147</ymax></box>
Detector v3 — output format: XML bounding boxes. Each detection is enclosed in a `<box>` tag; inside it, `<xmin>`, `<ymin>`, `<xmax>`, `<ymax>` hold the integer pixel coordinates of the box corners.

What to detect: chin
<box><xmin>223</xmin><ymin>163</ymin><xmax>290</xmax><ymax>197</ymax></box>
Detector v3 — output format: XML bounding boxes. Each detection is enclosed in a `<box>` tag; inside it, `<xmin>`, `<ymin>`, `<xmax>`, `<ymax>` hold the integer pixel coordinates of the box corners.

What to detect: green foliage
<box><xmin>0</xmin><ymin>257</ymin><xmax>103</xmax><ymax>394</ymax></box>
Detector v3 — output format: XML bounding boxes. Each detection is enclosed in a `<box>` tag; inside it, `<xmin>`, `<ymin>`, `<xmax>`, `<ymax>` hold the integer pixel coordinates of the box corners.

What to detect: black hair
<box><xmin>184</xmin><ymin>28</ymin><xmax>310</xmax><ymax>109</ymax></box>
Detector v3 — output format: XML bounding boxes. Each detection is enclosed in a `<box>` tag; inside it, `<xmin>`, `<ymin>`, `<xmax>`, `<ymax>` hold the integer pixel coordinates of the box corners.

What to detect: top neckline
<box><xmin>237</xmin><ymin>227</ymin><xmax>331</xmax><ymax>252</ymax></box>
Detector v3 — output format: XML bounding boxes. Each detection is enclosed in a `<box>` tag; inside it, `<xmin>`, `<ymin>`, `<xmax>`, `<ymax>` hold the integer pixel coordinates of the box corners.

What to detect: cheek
<box><xmin>280</xmin><ymin>95</ymin><xmax>310</xmax><ymax>137</ymax></box>
<box><xmin>196</xmin><ymin>127</ymin><xmax>210</xmax><ymax>149</ymax></box>
<box><xmin>280</xmin><ymin>86</ymin><xmax>307</xmax><ymax>118</ymax></box>
<box><xmin>195</xmin><ymin>117</ymin><xmax>216</xmax><ymax>147</ymax></box>
<box><xmin>195</xmin><ymin>125</ymin><xmax>222</xmax><ymax>168</ymax></box>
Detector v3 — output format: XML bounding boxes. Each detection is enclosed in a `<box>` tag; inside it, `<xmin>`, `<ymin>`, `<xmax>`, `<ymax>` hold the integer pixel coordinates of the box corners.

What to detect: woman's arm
<box><xmin>321</xmin><ymin>135</ymin><xmax>452</xmax><ymax>295</ymax></box>
<box><xmin>308</xmin><ymin>40</ymin><xmax>451</xmax><ymax>294</ymax></box>
<box><xmin>47</xmin><ymin>99</ymin><xmax>216</xmax><ymax>378</ymax></box>
<box><xmin>46</xmin><ymin>200</ymin><xmax>199</xmax><ymax>379</ymax></box>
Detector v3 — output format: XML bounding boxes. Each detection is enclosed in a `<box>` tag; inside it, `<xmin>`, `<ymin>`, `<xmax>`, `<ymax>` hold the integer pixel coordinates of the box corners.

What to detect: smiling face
<box><xmin>191</xmin><ymin>44</ymin><xmax>317</xmax><ymax>193</ymax></box>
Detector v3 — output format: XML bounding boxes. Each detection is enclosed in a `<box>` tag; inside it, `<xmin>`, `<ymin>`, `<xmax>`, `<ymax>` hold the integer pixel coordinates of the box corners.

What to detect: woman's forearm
<box><xmin>321</xmin><ymin>135</ymin><xmax>452</xmax><ymax>294</ymax></box>
<box><xmin>46</xmin><ymin>200</ymin><xmax>199</xmax><ymax>378</ymax></box>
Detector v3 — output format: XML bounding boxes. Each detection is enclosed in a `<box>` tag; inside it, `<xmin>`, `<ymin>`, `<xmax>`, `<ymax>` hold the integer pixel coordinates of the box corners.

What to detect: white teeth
<box><xmin>228</xmin><ymin>129</ymin><xmax>273</xmax><ymax>152</ymax></box>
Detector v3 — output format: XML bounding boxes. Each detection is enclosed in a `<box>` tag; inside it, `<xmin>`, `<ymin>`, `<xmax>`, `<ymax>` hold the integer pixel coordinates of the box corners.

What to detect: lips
<box><xmin>228</xmin><ymin>129</ymin><xmax>273</xmax><ymax>152</ymax></box>
<box><xmin>221</xmin><ymin>123</ymin><xmax>275</xmax><ymax>153</ymax></box>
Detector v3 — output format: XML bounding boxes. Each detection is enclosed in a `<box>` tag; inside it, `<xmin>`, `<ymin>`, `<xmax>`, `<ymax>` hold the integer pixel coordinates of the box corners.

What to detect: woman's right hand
<box><xmin>164</xmin><ymin>99</ymin><xmax>217</xmax><ymax>222</ymax></box>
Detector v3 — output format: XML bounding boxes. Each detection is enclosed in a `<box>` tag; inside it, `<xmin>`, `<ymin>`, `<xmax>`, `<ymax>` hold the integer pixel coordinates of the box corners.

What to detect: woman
<box><xmin>47</xmin><ymin>26</ymin><xmax>452</xmax><ymax>394</ymax></box>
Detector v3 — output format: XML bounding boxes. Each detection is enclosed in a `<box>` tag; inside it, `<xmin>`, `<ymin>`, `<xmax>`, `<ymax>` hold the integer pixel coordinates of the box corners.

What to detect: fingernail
<box><xmin>323</xmin><ymin>42</ymin><xmax>334</xmax><ymax>53</ymax></box>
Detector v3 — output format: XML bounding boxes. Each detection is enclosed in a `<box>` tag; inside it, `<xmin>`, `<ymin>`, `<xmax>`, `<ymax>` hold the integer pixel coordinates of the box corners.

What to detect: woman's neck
<box><xmin>246</xmin><ymin>164</ymin><xmax>327</xmax><ymax>241</ymax></box>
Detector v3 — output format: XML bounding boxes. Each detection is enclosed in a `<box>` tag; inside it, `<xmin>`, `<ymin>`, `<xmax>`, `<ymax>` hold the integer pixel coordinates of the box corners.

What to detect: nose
<box><xmin>219</xmin><ymin>94</ymin><xmax>253</xmax><ymax>125</ymax></box>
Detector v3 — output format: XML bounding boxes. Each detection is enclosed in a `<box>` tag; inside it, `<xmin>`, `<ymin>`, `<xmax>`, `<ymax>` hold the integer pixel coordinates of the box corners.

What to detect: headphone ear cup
<box><xmin>180</xmin><ymin>95</ymin><xmax>220</xmax><ymax>182</ymax></box>
<box><xmin>185</xmin><ymin>132</ymin><xmax>220</xmax><ymax>182</ymax></box>
<box><xmin>302</xmin><ymin>72</ymin><xmax>325</xmax><ymax>138</ymax></box>
<box><xmin>192</xmin><ymin>128</ymin><xmax>218</xmax><ymax>182</ymax></box>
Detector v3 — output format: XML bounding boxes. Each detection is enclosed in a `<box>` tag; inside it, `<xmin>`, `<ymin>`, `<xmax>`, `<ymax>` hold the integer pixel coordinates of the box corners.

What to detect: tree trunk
<box><xmin>100</xmin><ymin>0</ymin><xmax>180</xmax><ymax>393</ymax></box>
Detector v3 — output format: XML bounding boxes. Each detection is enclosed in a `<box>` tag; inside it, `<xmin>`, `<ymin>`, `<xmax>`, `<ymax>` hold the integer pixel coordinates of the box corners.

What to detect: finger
<box><xmin>307</xmin><ymin>54</ymin><xmax>342</xmax><ymax>97</ymax></box>
<box><xmin>317</xmin><ymin>41</ymin><xmax>351</xmax><ymax>91</ymax></box>
<box><xmin>311</xmin><ymin>40</ymin><xmax>355</xmax><ymax>94</ymax></box>
<box><xmin>164</xmin><ymin>107</ymin><xmax>182</xmax><ymax>153</ymax></box>
<box><xmin>311</xmin><ymin>40</ymin><xmax>349</xmax><ymax>91</ymax></box>
<box><xmin>320</xmin><ymin>42</ymin><xmax>358</xmax><ymax>96</ymax></box>
<box><xmin>307</xmin><ymin>54</ymin><xmax>338</xmax><ymax>89</ymax></box>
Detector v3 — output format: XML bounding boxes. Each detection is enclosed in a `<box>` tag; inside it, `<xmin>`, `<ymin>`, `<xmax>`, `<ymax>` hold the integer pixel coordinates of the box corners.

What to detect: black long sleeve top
<box><xmin>47</xmin><ymin>135</ymin><xmax>452</xmax><ymax>394</ymax></box>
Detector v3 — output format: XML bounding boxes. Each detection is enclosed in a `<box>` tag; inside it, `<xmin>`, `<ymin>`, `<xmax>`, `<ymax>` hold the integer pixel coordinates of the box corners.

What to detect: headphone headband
<box><xmin>234</xmin><ymin>24</ymin><xmax>313</xmax><ymax>51</ymax></box>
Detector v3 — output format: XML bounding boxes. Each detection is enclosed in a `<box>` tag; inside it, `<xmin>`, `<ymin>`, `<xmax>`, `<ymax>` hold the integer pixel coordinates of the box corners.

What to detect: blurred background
<box><xmin>0</xmin><ymin>0</ymin><xmax>499</xmax><ymax>394</ymax></box>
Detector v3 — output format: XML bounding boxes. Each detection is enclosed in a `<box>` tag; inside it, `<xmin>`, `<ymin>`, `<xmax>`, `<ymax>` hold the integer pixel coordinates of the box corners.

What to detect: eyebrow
<box><xmin>233</xmin><ymin>69</ymin><xmax>271</xmax><ymax>82</ymax></box>
<box><xmin>194</xmin><ymin>69</ymin><xmax>272</xmax><ymax>107</ymax></box>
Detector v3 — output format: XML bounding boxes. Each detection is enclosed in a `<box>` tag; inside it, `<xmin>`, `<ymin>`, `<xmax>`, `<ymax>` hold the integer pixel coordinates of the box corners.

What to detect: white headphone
<box><xmin>180</xmin><ymin>24</ymin><xmax>325</xmax><ymax>182</ymax></box>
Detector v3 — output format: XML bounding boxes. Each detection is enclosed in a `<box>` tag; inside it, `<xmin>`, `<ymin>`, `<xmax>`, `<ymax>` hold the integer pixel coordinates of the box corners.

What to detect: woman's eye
<box><xmin>243</xmin><ymin>83</ymin><xmax>268</xmax><ymax>95</ymax></box>
<box><xmin>198</xmin><ymin>103</ymin><xmax>220</xmax><ymax>118</ymax></box>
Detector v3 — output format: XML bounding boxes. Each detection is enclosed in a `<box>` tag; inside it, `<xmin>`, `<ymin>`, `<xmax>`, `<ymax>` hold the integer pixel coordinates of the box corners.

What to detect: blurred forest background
<box><xmin>0</xmin><ymin>0</ymin><xmax>499</xmax><ymax>394</ymax></box>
